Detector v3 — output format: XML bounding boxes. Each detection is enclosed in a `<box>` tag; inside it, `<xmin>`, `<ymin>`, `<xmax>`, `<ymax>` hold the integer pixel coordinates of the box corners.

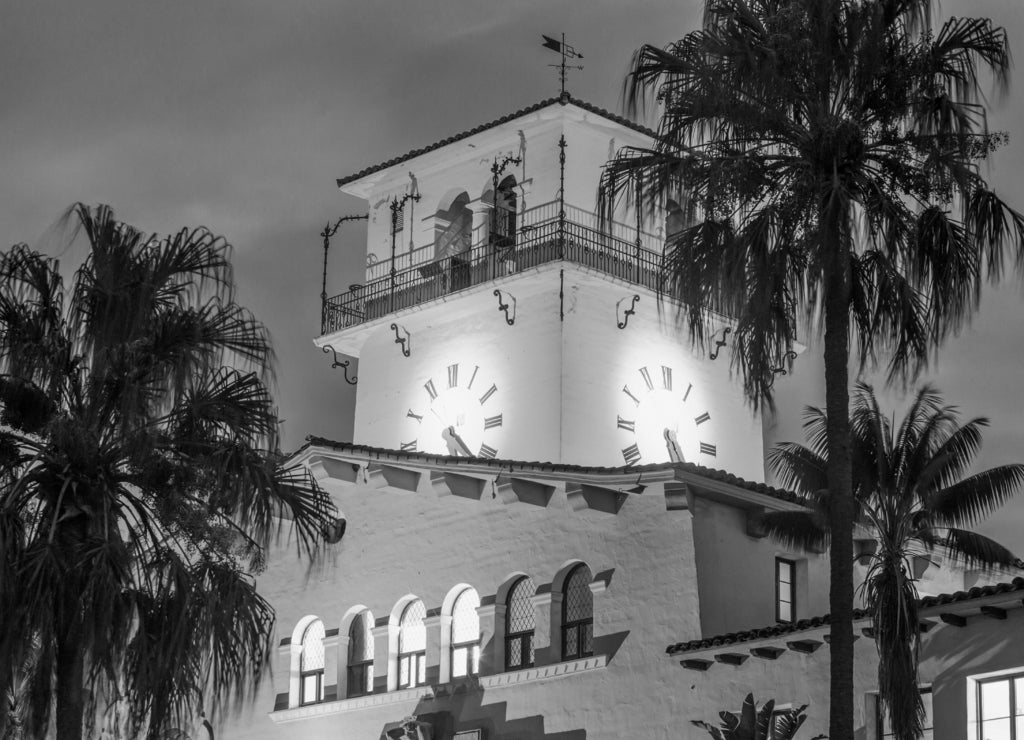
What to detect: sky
<box><xmin>3</xmin><ymin>0</ymin><xmax>1024</xmax><ymax>551</ymax></box>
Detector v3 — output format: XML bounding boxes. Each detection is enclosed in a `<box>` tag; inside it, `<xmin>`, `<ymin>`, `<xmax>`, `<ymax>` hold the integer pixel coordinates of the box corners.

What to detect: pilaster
<box><xmin>477</xmin><ymin>603</ymin><xmax>505</xmax><ymax>675</ymax></box>
<box><xmin>372</xmin><ymin>623</ymin><xmax>391</xmax><ymax>692</ymax></box>
<box><xmin>532</xmin><ymin>591</ymin><xmax>562</xmax><ymax>666</ymax></box>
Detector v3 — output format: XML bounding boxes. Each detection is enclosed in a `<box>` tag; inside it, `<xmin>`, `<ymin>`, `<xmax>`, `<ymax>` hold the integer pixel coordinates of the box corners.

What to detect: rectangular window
<box><xmin>452</xmin><ymin>643</ymin><xmax>480</xmax><ymax>678</ymax></box>
<box><xmin>398</xmin><ymin>652</ymin><xmax>426</xmax><ymax>689</ymax></box>
<box><xmin>506</xmin><ymin>633</ymin><xmax>535</xmax><ymax>670</ymax></box>
<box><xmin>775</xmin><ymin>558</ymin><xmax>796</xmax><ymax>623</ymax></box>
<box><xmin>877</xmin><ymin>687</ymin><xmax>933</xmax><ymax>739</ymax></box>
<box><xmin>300</xmin><ymin>671</ymin><xmax>323</xmax><ymax>705</ymax></box>
<box><xmin>978</xmin><ymin>674</ymin><xmax>1024</xmax><ymax>740</ymax></box>
<box><xmin>347</xmin><ymin>661</ymin><xmax>373</xmax><ymax>698</ymax></box>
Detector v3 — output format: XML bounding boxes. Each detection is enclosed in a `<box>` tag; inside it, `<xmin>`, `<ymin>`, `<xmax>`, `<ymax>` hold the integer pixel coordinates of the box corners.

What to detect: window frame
<box><xmin>346</xmin><ymin>611</ymin><xmax>374</xmax><ymax>698</ymax></box>
<box><xmin>397</xmin><ymin>600</ymin><xmax>427</xmax><ymax>690</ymax></box>
<box><xmin>775</xmin><ymin>557</ymin><xmax>796</xmax><ymax>624</ymax></box>
<box><xmin>450</xmin><ymin>588</ymin><xmax>481</xmax><ymax>678</ymax></box>
<box><xmin>298</xmin><ymin>619</ymin><xmax>326</xmax><ymax>706</ymax></box>
<box><xmin>561</xmin><ymin>564</ymin><xmax>594</xmax><ymax>661</ymax></box>
<box><xmin>976</xmin><ymin>672</ymin><xmax>1024</xmax><ymax>740</ymax></box>
<box><xmin>505</xmin><ymin>576</ymin><xmax>536</xmax><ymax>671</ymax></box>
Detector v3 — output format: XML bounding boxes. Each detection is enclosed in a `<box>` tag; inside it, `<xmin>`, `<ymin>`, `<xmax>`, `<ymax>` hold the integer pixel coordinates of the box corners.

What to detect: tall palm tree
<box><xmin>766</xmin><ymin>383</ymin><xmax>1024</xmax><ymax>740</ymax></box>
<box><xmin>599</xmin><ymin>2</ymin><xmax>1023</xmax><ymax>738</ymax></box>
<box><xmin>0</xmin><ymin>204</ymin><xmax>337</xmax><ymax>740</ymax></box>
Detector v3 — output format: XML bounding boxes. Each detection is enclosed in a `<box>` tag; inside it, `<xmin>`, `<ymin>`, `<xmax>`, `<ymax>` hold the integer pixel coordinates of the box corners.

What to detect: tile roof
<box><xmin>335</xmin><ymin>94</ymin><xmax>660</xmax><ymax>188</ymax></box>
<box><xmin>299</xmin><ymin>436</ymin><xmax>802</xmax><ymax>505</ymax></box>
<box><xmin>667</xmin><ymin>576</ymin><xmax>1024</xmax><ymax>655</ymax></box>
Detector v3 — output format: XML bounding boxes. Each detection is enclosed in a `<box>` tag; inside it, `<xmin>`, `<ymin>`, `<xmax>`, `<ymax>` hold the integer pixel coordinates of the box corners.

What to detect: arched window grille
<box><xmin>561</xmin><ymin>565</ymin><xmax>593</xmax><ymax>661</ymax></box>
<box><xmin>347</xmin><ymin>611</ymin><xmax>374</xmax><ymax>697</ymax></box>
<box><xmin>505</xmin><ymin>576</ymin><xmax>536</xmax><ymax>670</ymax></box>
<box><xmin>450</xmin><ymin>588</ymin><xmax>480</xmax><ymax>678</ymax></box>
<box><xmin>491</xmin><ymin>175</ymin><xmax>518</xmax><ymax>249</ymax></box>
<box><xmin>299</xmin><ymin>619</ymin><xmax>326</xmax><ymax>704</ymax></box>
<box><xmin>397</xmin><ymin>600</ymin><xmax>427</xmax><ymax>689</ymax></box>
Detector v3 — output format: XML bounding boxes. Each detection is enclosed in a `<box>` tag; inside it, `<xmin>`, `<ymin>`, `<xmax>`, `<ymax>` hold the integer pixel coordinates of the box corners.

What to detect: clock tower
<box><xmin>319</xmin><ymin>95</ymin><xmax>764</xmax><ymax>482</ymax></box>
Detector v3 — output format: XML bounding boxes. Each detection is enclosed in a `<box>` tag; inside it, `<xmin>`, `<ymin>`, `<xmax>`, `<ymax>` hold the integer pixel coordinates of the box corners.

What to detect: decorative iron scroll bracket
<box><xmin>321</xmin><ymin>345</ymin><xmax>357</xmax><ymax>385</ymax></box>
<box><xmin>768</xmin><ymin>350</ymin><xmax>799</xmax><ymax>387</ymax></box>
<box><xmin>709</xmin><ymin>327</ymin><xmax>732</xmax><ymax>360</ymax></box>
<box><xmin>391</xmin><ymin>323</ymin><xmax>411</xmax><ymax>357</ymax></box>
<box><xmin>493</xmin><ymin>289</ymin><xmax>516</xmax><ymax>325</ymax></box>
<box><xmin>617</xmin><ymin>294</ymin><xmax>640</xmax><ymax>329</ymax></box>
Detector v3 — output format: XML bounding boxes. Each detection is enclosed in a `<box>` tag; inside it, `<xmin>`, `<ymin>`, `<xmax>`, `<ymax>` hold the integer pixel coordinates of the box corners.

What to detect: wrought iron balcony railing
<box><xmin>321</xmin><ymin>201</ymin><xmax>667</xmax><ymax>335</ymax></box>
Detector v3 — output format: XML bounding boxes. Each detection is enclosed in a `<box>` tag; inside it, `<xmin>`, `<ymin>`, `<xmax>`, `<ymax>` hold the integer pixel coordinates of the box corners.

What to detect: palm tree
<box><xmin>0</xmin><ymin>204</ymin><xmax>337</xmax><ymax>740</ymax></box>
<box><xmin>766</xmin><ymin>383</ymin><xmax>1024</xmax><ymax>740</ymax></box>
<box><xmin>599</xmin><ymin>2</ymin><xmax>1023</xmax><ymax>738</ymax></box>
<box><xmin>692</xmin><ymin>693</ymin><xmax>825</xmax><ymax>740</ymax></box>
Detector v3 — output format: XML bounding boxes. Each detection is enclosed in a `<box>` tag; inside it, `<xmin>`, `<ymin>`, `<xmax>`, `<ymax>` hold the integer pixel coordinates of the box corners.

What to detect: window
<box><xmin>561</xmin><ymin>564</ymin><xmax>593</xmax><ymax>660</ymax></box>
<box><xmin>978</xmin><ymin>675</ymin><xmax>1024</xmax><ymax>740</ymax></box>
<box><xmin>299</xmin><ymin>619</ymin><xmax>326</xmax><ymax>705</ymax></box>
<box><xmin>451</xmin><ymin>588</ymin><xmax>481</xmax><ymax>678</ymax></box>
<box><xmin>505</xmin><ymin>576</ymin><xmax>536</xmax><ymax>671</ymax></box>
<box><xmin>877</xmin><ymin>687</ymin><xmax>933</xmax><ymax>739</ymax></box>
<box><xmin>397</xmin><ymin>600</ymin><xmax>427</xmax><ymax>689</ymax></box>
<box><xmin>775</xmin><ymin>558</ymin><xmax>796</xmax><ymax>623</ymax></box>
<box><xmin>347</xmin><ymin>611</ymin><xmax>374</xmax><ymax>697</ymax></box>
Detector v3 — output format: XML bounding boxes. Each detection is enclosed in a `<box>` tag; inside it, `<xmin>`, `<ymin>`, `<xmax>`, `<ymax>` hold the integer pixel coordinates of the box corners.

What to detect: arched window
<box><xmin>299</xmin><ymin>619</ymin><xmax>326</xmax><ymax>704</ymax></box>
<box><xmin>397</xmin><ymin>600</ymin><xmax>427</xmax><ymax>689</ymax></box>
<box><xmin>505</xmin><ymin>576</ymin><xmax>536</xmax><ymax>671</ymax></box>
<box><xmin>434</xmin><ymin>191</ymin><xmax>472</xmax><ymax>259</ymax></box>
<box><xmin>665</xmin><ymin>198</ymin><xmax>685</xmax><ymax>246</ymax></box>
<box><xmin>562</xmin><ymin>564</ymin><xmax>593</xmax><ymax>660</ymax></box>
<box><xmin>347</xmin><ymin>611</ymin><xmax>374</xmax><ymax>697</ymax></box>
<box><xmin>450</xmin><ymin>588</ymin><xmax>480</xmax><ymax>678</ymax></box>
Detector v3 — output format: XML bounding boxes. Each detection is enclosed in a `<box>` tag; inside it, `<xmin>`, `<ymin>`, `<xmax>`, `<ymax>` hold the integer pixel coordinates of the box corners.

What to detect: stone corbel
<box><xmin>565</xmin><ymin>482</ymin><xmax>630</xmax><ymax>515</ymax></box>
<box><xmin>494</xmin><ymin>477</ymin><xmax>555</xmax><ymax>507</ymax></box>
<box><xmin>430</xmin><ymin>470</ymin><xmax>485</xmax><ymax>500</ymax></box>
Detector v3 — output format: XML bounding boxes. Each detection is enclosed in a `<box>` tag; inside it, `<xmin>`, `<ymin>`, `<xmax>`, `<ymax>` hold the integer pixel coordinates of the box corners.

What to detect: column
<box><xmin>424</xmin><ymin>613</ymin><xmax>449</xmax><ymax>685</ymax></box>
<box><xmin>531</xmin><ymin>591</ymin><xmax>562</xmax><ymax>666</ymax></box>
<box><xmin>372</xmin><ymin>622</ymin><xmax>391</xmax><ymax>693</ymax></box>
<box><xmin>476</xmin><ymin>602</ymin><xmax>505</xmax><ymax>676</ymax></box>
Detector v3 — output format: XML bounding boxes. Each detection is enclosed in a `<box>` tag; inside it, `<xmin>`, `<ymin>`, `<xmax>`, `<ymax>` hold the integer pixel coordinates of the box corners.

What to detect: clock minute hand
<box><xmin>441</xmin><ymin>426</ymin><xmax>474</xmax><ymax>457</ymax></box>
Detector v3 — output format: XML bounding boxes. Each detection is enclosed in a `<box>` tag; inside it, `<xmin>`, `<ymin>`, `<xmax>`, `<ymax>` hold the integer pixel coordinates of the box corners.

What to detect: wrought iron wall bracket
<box><xmin>617</xmin><ymin>294</ymin><xmax>640</xmax><ymax>329</ymax></box>
<box><xmin>391</xmin><ymin>323</ymin><xmax>411</xmax><ymax>357</ymax></box>
<box><xmin>767</xmin><ymin>350</ymin><xmax>799</xmax><ymax>387</ymax></box>
<box><xmin>321</xmin><ymin>345</ymin><xmax>357</xmax><ymax>385</ymax></box>
<box><xmin>709</xmin><ymin>327</ymin><xmax>732</xmax><ymax>360</ymax></box>
<box><xmin>493</xmin><ymin>289</ymin><xmax>516</xmax><ymax>325</ymax></box>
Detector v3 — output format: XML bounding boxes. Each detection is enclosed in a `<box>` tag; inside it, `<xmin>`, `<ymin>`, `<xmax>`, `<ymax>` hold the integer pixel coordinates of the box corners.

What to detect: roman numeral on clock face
<box><xmin>616</xmin><ymin>415</ymin><xmax>636</xmax><ymax>432</ymax></box>
<box><xmin>661</xmin><ymin>365</ymin><xmax>673</xmax><ymax>390</ymax></box>
<box><xmin>699</xmin><ymin>442</ymin><xmax>717</xmax><ymax>457</ymax></box>
<box><xmin>622</xmin><ymin>443</ymin><xmax>642</xmax><ymax>465</ymax></box>
<box><xmin>407</xmin><ymin>409</ymin><xmax>423</xmax><ymax>423</ymax></box>
<box><xmin>622</xmin><ymin>385</ymin><xmax>641</xmax><ymax>407</ymax></box>
<box><xmin>694</xmin><ymin>411</ymin><xmax>711</xmax><ymax>425</ymax></box>
<box><xmin>683</xmin><ymin>383</ymin><xmax>693</xmax><ymax>402</ymax></box>
<box><xmin>401</xmin><ymin>440</ymin><xmax>417</xmax><ymax>452</ymax></box>
<box><xmin>639</xmin><ymin>366</ymin><xmax>654</xmax><ymax>391</ymax></box>
<box><xmin>479</xmin><ymin>443</ymin><xmax>498</xmax><ymax>459</ymax></box>
<box><xmin>424</xmin><ymin>379</ymin><xmax>438</xmax><ymax>400</ymax></box>
<box><xmin>467</xmin><ymin>365</ymin><xmax>479</xmax><ymax>390</ymax></box>
<box><xmin>484</xmin><ymin>414</ymin><xmax>503</xmax><ymax>430</ymax></box>
<box><xmin>478</xmin><ymin>383</ymin><xmax>497</xmax><ymax>405</ymax></box>
<box><xmin>447</xmin><ymin>363</ymin><xmax>459</xmax><ymax>388</ymax></box>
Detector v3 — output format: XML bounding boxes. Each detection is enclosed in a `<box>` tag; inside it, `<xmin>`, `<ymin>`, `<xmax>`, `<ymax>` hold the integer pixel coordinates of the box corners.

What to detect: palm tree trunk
<box><xmin>823</xmin><ymin>228</ymin><xmax>855</xmax><ymax>740</ymax></box>
<box><xmin>55</xmin><ymin>622</ymin><xmax>85</xmax><ymax>740</ymax></box>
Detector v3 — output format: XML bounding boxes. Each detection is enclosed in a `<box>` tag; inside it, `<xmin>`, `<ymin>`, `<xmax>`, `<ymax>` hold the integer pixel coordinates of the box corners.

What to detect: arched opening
<box><xmin>505</xmin><ymin>575</ymin><xmax>536</xmax><ymax>671</ymax></box>
<box><xmin>665</xmin><ymin>198</ymin><xmax>684</xmax><ymax>252</ymax></box>
<box><xmin>397</xmin><ymin>599</ymin><xmax>427</xmax><ymax>689</ymax></box>
<box><xmin>299</xmin><ymin>619</ymin><xmax>326</xmax><ymax>704</ymax></box>
<box><xmin>434</xmin><ymin>191</ymin><xmax>472</xmax><ymax>259</ymax></box>
<box><xmin>561</xmin><ymin>564</ymin><xmax>593</xmax><ymax>660</ymax></box>
<box><xmin>450</xmin><ymin>587</ymin><xmax>481</xmax><ymax>678</ymax></box>
<box><xmin>346</xmin><ymin>610</ymin><xmax>374</xmax><ymax>697</ymax></box>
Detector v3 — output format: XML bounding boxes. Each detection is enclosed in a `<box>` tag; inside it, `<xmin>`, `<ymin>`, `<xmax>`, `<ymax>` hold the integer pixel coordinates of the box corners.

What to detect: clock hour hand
<box><xmin>442</xmin><ymin>426</ymin><xmax>473</xmax><ymax>457</ymax></box>
<box><xmin>664</xmin><ymin>428</ymin><xmax>685</xmax><ymax>463</ymax></box>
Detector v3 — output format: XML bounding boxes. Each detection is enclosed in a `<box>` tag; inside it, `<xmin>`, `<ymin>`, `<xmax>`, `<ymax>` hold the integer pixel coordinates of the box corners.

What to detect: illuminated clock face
<box><xmin>402</xmin><ymin>363</ymin><xmax>503</xmax><ymax>458</ymax></box>
<box><xmin>616</xmin><ymin>364</ymin><xmax>716</xmax><ymax>466</ymax></box>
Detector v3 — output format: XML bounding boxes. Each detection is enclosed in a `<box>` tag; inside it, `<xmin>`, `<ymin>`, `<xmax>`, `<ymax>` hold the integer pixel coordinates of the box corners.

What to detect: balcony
<box><xmin>320</xmin><ymin>201</ymin><xmax>667</xmax><ymax>335</ymax></box>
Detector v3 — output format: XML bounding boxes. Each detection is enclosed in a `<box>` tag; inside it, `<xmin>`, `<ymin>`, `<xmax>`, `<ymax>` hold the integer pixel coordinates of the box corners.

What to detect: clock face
<box><xmin>402</xmin><ymin>363</ymin><xmax>503</xmax><ymax>458</ymax></box>
<box><xmin>616</xmin><ymin>364</ymin><xmax>716</xmax><ymax>466</ymax></box>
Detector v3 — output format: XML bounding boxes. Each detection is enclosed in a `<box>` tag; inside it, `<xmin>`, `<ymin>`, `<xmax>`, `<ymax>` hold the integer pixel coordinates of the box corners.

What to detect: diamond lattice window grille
<box><xmin>506</xmin><ymin>576</ymin><xmax>536</xmax><ymax>633</ymax></box>
<box><xmin>563</xmin><ymin>565</ymin><xmax>593</xmax><ymax>623</ymax></box>
<box><xmin>301</xmin><ymin>619</ymin><xmax>325</xmax><ymax>672</ymax></box>
<box><xmin>399</xmin><ymin>600</ymin><xmax>426</xmax><ymax>653</ymax></box>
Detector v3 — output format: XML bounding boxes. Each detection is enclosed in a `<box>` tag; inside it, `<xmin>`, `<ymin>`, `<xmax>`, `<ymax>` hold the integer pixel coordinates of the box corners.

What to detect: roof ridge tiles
<box><xmin>335</xmin><ymin>95</ymin><xmax>659</xmax><ymax>188</ymax></box>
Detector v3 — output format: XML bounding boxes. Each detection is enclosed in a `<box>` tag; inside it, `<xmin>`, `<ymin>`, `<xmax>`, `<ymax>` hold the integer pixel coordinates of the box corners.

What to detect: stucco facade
<box><xmin>220</xmin><ymin>97</ymin><xmax>1024</xmax><ymax>740</ymax></box>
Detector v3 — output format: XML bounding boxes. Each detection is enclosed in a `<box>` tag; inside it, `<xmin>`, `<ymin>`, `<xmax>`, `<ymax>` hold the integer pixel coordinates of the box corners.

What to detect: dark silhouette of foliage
<box><xmin>600</xmin><ymin>2</ymin><xmax>1022</xmax><ymax>738</ymax></box>
<box><xmin>766</xmin><ymin>383</ymin><xmax>1024</xmax><ymax>740</ymax></box>
<box><xmin>0</xmin><ymin>204</ymin><xmax>337</xmax><ymax>739</ymax></box>
<box><xmin>692</xmin><ymin>693</ymin><xmax>825</xmax><ymax>740</ymax></box>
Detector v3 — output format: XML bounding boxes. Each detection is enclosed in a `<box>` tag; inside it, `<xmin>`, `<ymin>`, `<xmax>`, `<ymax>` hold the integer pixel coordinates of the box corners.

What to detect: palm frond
<box><xmin>943</xmin><ymin>528</ymin><xmax>1019</xmax><ymax>569</ymax></box>
<box><xmin>928</xmin><ymin>465</ymin><xmax>1024</xmax><ymax>527</ymax></box>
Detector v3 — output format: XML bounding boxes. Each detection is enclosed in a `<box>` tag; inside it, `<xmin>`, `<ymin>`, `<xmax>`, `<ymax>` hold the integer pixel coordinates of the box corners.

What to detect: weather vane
<box><xmin>542</xmin><ymin>33</ymin><xmax>583</xmax><ymax>97</ymax></box>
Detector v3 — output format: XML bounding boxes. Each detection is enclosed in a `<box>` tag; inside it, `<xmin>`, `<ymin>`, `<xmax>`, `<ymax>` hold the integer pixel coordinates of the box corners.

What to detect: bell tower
<box><xmin>319</xmin><ymin>96</ymin><xmax>765</xmax><ymax>482</ymax></box>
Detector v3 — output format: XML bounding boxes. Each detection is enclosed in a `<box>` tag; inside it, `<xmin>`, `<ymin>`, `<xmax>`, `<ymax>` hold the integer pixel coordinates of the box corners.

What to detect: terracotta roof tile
<box><xmin>335</xmin><ymin>95</ymin><xmax>659</xmax><ymax>188</ymax></box>
<box><xmin>667</xmin><ymin>577</ymin><xmax>1024</xmax><ymax>655</ymax></box>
